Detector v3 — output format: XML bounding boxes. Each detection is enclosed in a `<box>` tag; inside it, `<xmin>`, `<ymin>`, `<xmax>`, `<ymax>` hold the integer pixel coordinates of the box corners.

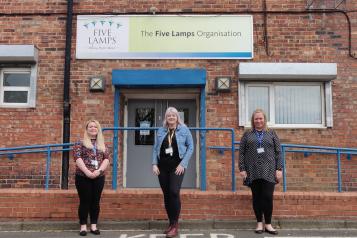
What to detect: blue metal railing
<box><xmin>102</xmin><ymin>127</ymin><xmax>160</xmax><ymax>190</ymax></box>
<box><xmin>209</xmin><ymin>142</ymin><xmax>357</xmax><ymax>192</ymax></box>
<box><xmin>1</xmin><ymin>127</ymin><xmax>356</xmax><ymax>192</ymax></box>
<box><xmin>190</xmin><ymin>128</ymin><xmax>235</xmax><ymax>191</ymax></box>
<box><xmin>103</xmin><ymin>127</ymin><xmax>235</xmax><ymax>191</ymax></box>
<box><xmin>0</xmin><ymin>143</ymin><xmax>74</xmax><ymax>190</ymax></box>
<box><xmin>281</xmin><ymin>144</ymin><xmax>357</xmax><ymax>192</ymax></box>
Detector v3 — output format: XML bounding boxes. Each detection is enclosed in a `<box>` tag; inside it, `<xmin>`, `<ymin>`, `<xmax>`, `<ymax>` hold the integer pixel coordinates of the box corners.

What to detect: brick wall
<box><xmin>0</xmin><ymin>0</ymin><xmax>357</xmax><ymax>191</ymax></box>
<box><xmin>0</xmin><ymin>189</ymin><xmax>357</xmax><ymax>221</ymax></box>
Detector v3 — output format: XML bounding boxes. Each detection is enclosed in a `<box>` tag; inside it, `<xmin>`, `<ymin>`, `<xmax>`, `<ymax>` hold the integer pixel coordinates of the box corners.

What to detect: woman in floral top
<box><xmin>73</xmin><ymin>120</ymin><xmax>110</xmax><ymax>236</ymax></box>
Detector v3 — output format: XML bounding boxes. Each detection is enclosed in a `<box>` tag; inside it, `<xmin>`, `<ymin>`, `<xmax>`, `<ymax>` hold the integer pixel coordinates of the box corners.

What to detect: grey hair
<box><xmin>163</xmin><ymin>107</ymin><xmax>184</xmax><ymax>128</ymax></box>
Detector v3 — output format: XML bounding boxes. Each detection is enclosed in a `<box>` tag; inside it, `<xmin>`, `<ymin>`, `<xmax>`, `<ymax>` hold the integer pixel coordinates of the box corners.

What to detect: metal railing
<box><xmin>281</xmin><ymin>144</ymin><xmax>357</xmax><ymax>192</ymax></box>
<box><xmin>0</xmin><ymin>143</ymin><xmax>74</xmax><ymax>190</ymax></box>
<box><xmin>208</xmin><ymin>142</ymin><xmax>357</xmax><ymax>192</ymax></box>
<box><xmin>103</xmin><ymin>127</ymin><xmax>235</xmax><ymax>191</ymax></box>
<box><xmin>1</xmin><ymin>127</ymin><xmax>356</xmax><ymax>192</ymax></box>
<box><xmin>102</xmin><ymin>127</ymin><xmax>160</xmax><ymax>190</ymax></box>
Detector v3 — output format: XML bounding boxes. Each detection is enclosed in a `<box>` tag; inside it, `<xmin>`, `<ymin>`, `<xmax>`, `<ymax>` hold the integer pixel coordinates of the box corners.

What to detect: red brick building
<box><xmin>0</xmin><ymin>0</ymin><xmax>357</xmax><ymax>220</ymax></box>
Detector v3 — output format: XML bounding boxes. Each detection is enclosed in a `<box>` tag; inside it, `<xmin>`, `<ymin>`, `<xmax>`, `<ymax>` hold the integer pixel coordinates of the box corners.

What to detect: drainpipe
<box><xmin>61</xmin><ymin>0</ymin><xmax>74</xmax><ymax>189</ymax></box>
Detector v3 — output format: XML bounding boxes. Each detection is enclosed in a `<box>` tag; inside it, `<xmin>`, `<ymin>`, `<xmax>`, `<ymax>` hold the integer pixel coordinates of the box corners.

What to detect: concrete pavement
<box><xmin>1</xmin><ymin>229</ymin><xmax>357</xmax><ymax>238</ymax></box>
<box><xmin>1</xmin><ymin>220</ymin><xmax>357</xmax><ymax>231</ymax></box>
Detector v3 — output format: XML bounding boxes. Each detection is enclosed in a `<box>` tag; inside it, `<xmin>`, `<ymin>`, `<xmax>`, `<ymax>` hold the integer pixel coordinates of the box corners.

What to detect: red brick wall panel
<box><xmin>1</xmin><ymin>189</ymin><xmax>357</xmax><ymax>220</ymax></box>
<box><xmin>0</xmin><ymin>0</ymin><xmax>357</xmax><ymax>192</ymax></box>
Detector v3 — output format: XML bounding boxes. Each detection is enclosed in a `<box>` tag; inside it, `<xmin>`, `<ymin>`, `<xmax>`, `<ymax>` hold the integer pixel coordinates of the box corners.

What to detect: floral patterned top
<box><xmin>73</xmin><ymin>140</ymin><xmax>110</xmax><ymax>177</ymax></box>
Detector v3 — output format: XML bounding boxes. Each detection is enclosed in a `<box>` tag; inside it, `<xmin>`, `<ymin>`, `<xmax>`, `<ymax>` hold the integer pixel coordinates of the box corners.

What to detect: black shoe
<box><xmin>265</xmin><ymin>229</ymin><xmax>278</xmax><ymax>235</ymax></box>
<box><xmin>254</xmin><ymin>229</ymin><xmax>264</xmax><ymax>234</ymax></box>
<box><xmin>79</xmin><ymin>230</ymin><xmax>87</xmax><ymax>236</ymax></box>
<box><xmin>90</xmin><ymin>229</ymin><xmax>100</xmax><ymax>235</ymax></box>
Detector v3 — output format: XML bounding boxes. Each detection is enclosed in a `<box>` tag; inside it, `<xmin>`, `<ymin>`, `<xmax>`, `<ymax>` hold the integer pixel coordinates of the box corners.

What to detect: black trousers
<box><xmin>75</xmin><ymin>174</ymin><xmax>105</xmax><ymax>225</ymax></box>
<box><xmin>250</xmin><ymin>179</ymin><xmax>275</xmax><ymax>224</ymax></box>
<box><xmin>158</xmin><ymin>157</ymin><xmax>184</xmax><ymax>225</ymax></box>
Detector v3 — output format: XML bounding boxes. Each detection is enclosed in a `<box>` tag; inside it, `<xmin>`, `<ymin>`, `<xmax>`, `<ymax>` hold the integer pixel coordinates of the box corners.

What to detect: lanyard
<box><xmin>254</xmin><ymin>130</ymin><xmax>264</xmax><ymax>148</ymax></box>
<box><xmin>92</xmin><ymin>143</ymin><xmax>97</xmax><ymax>156</ymax></box>
<box><xmin>168</xmin><ymin>129</ymin><xmax>175</xmax><ymax>147</ymax></box>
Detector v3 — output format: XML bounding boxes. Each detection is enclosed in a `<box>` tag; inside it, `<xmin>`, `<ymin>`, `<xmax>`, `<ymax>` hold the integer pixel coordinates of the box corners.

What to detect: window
<box><xmin>244</xmin><ymin>82</ymin><xmax>326</xmax><ymax>128</ymax></box>
<box><xmin>0</xmin><ymin>45</ymin><xmax>38</xmax><ymax>108</ymax></box>
<box><xmin>0</xmin><ymin>68</ymin><xmax>36</xmax><ymax>107</ymax></box>
<box><xmin>135</xmin><ymin>108</ymin><xmax>155</xmax><ymax>145</ymax></box>
<box><xmin>238</xmin><ymin>63</ymin><xmax>336</xmax><ymax>128</ymax></box>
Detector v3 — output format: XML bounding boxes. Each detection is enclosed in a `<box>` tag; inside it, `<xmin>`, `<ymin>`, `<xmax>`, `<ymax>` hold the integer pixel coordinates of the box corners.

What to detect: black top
<box><xmin>160</xmin><ymin>129</ymin><xmax>179</xmax><ymax>160</ymax></box>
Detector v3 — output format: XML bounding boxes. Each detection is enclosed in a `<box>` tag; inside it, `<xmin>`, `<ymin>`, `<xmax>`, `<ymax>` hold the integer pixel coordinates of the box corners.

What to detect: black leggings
<box><xmin>75</xmin><ymin>174</ymin><xmax>105</xmax><ymax>225</ymax></box>
<box><xmin>250</xmin><ymin>179</ymin><xmax>275</xmax><ymax>224</ymax></box>
<box><xmin>158</xmin><ymin>159</ymin><xmax>184</xmax><ymax>225</ymax></box>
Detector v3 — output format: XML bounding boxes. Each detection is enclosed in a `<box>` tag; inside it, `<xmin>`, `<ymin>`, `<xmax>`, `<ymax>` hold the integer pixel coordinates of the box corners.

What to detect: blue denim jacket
<box><xmin>152</xmin><ymin>124</ymin><xmax>194</xmax><ymax>168</ymax></box>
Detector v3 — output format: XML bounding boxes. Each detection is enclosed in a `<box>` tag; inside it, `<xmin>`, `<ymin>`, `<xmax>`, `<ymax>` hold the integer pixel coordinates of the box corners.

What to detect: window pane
<box><xmin>135</xmin><ymin>108</ymin><xmax>155</xmax><ymax>145</ymax></box>
<box><xmin>4</xmin><ymin>91</ymin><xmax>28</xmax><ymax>103</ymax></box>
<box><xmin>275</xmin><ymin>85</ymin><xmax>322</xmax><ymax>124</ymax></box>
<box><xmin>4</xmin><ymin>73</ymin><xmax>31</xmax><ymax>86</ymax></box>
<box><xmin>247</xmin><ymin>86</ymin><xmax>269</xmax><ymax>120</ymax></box>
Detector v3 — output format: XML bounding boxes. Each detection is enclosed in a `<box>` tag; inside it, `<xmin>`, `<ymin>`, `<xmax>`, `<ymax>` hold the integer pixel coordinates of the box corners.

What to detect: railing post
<box><xmin>200</xmin><ymin>87</ymin><xmax>206</xmax><ymax>191</ymax></box>
<box><xmin>337</xmin><ymin>149</ymin><xmax>342</xmax><ymax>192</ymax></box>
<box><xmin>200</xmin><ymin>129</ymin><xmax>206</xmax><ymax>191</ymax></box>
<box><xmin>231</xmin><ymin>129</ymin><xmax>235</xmax><ymax>192</ymax></box>
<box><xmin>112</xmin><ymin>89</ymin><xmax>120</xmax><ymax>190</ymax></box>
<box><xmin>45</xmin><ymin>146</ymin><xmax>51</xmax><ymax>191</ymax></box>
<box><xmin>282</xmin><ymin>145</ymin><xmax>287</xmax><ymax>192</ymax></box>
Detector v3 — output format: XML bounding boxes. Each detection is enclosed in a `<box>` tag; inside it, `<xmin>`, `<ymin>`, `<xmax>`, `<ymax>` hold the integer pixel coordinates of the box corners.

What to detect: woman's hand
<box><xmin>239</xmin><ymin>171</ymin><xmax>247</xmax><ymax>179</ymax></box>
<box><xmin>175</xmin><ymin>165</ymin><xmax>185</xmax><ymax>175</ymax></box>
<box><xmin>275</xmin><ymin>170</ymin><xmax>283</xmax><ymax>183</ymax></box>
<box><xmin>152</xmin><ymin>165</ymin><xmax>160</xmax><ymax>176</ymax></box>
<box><xmin>85</xmin><ymin>171</ymin><xmax>96</xmax><ymax>179</ymax></box>
<box><xmin>93</xmin><ymin>169</ymin><xmax>102</xmax><ymax>178</ymax></box>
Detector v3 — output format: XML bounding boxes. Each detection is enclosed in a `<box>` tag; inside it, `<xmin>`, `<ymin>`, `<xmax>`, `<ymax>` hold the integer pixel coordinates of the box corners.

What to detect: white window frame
<box><xmin>0</xmin><ymin>67</ymin><xmax>37</xmax><ymax>108</ymax></box>
<box><xmin>238</xmin><ymin>62</ymin><xmax>336</xmax><ymax>129</ymax></box>
<box><xmin>242</xmin><ymin>81</ymin><xmax>327</xmax><ymax>128</ymax></box>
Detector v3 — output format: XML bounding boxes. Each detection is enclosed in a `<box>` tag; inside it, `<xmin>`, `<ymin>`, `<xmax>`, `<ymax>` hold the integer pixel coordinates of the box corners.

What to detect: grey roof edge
<box><xmin>239</xmin><ymin>62</ymin><xmax>337</xmax><ymax>81</ymax></box>
<box><xmin>0</xmin><ymin>45</ymin><xmax>39</xmax><ymax>63</ymax></box>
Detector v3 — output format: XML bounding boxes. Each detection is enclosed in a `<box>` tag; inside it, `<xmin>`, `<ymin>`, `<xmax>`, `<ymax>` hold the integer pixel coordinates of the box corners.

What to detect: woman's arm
<box><xmin>179</xmin><ymin>127</ymin><xmax>194</xmax><ymax>169</ymax></box>
<box><xmin>152</xmin><ymin>128</ymin><xmax>163</xmax><ymax>176</ymax></box>
<box><xmin>239</xmin><ymin>132</ymin><xmax>248</xmax><ymax>172</ymax></box>
<box><xmin>76</xmin><ymin>158</ymin><xmax>96</xmax><ymax>179</ymax></box>
<box><xmin>94</xmin><ymin>146</ymin><xmax>110</xmax><ymax>177</ymax></box>
<box><xmin>152</xmin><ymin>128</ymin><xmax>162</xmax><ymax>166</ymax></box>
<box><xmin>272</xmin><ymin>130</ymin><xmax>283</xmax><ymax>170</ymax></box>
<box><xmin>272</xmin><ymin>130</ymin><xmax>283</xmax><ymax>182</ymax></box>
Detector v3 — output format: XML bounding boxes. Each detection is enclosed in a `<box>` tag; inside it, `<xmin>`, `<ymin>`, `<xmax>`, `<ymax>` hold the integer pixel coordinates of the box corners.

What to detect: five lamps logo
<box><xmin>82</xmin><ymin>19</ymin><xmax>123</xmax><ymax>50</ymax></box>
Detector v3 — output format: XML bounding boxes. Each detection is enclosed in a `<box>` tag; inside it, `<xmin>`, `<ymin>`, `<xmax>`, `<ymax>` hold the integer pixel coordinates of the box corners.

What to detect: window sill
<box><xmin>243</xmin><ymin>124</ymin><xmax>328</xmax><ymax>129</ymax></box>
<box><xmin>0</xmin><ymin>105</ymin><xmax>35</xmax><ymax>108</ymax></box>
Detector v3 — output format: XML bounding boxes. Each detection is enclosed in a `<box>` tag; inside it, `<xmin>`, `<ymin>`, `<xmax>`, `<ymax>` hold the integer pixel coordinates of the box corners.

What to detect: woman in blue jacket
<box><xmin>152</xmin><ymin>107</ymin><xmax>194</xmax><ymax>238</ymax></box>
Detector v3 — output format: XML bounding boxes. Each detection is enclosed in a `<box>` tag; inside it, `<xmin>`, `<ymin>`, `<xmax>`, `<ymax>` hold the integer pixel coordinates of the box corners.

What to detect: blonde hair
<box><xmin>82</xmin><ymin>119</ymin><xmax>106</xmax><ymax>152</ymax></box>
<box><xmin>250</xmin><ymin>108</ymin><xmax>268</xmax><ymax>131</ymax></box>
<box><xmin>163</xmin><ymin>107</ymin><xmax>184</xmax><ymax>128</ymax></box>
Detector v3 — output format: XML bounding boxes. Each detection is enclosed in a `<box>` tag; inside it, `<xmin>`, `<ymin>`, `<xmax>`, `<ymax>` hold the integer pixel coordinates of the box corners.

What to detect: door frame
<box><xmin>111</xmin><ymin>69</ymin><xmax>207</xmax><ymax>190</ymax></box>
<box><xmin>123</xmin><ymin>92</ymin><xmax>200</xmax><ymax>188</ymax></box>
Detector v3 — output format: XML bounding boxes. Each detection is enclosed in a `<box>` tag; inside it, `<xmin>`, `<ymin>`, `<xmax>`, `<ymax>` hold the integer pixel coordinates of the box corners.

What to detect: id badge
<box><xmin>91</xmin><ymin>160</ymin><xmax>99</xmax><ymax>169</ymax></box>
<box><xmin>165</xmin><ymin>147</ymin><xmax>173</xmax><ymax>156</ymax></box>
<box><xmin>257</xmin><ymin>147</ymin><xmax>265</xmax><ymax>154</ymax></box>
